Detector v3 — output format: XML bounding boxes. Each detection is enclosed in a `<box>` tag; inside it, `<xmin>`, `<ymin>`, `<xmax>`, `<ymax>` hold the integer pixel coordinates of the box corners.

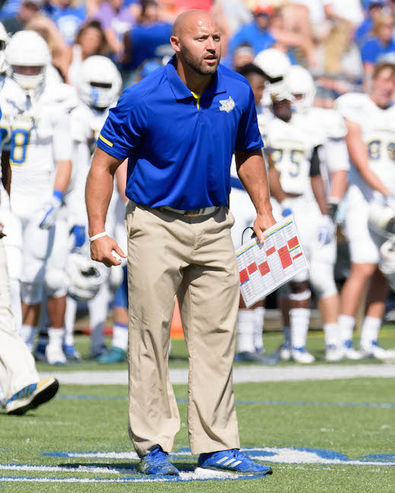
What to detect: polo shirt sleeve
<box><xmin>97</xmin><ymin>88</ymin><xmax>145</xmax><ymax>160</ymax></box>
<box><xmin>235</xmin><ymin>86</ymin><xmax>263</xmax><ymax>152</ymax></box>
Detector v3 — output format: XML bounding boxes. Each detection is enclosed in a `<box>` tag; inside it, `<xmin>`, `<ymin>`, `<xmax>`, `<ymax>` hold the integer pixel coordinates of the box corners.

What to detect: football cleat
<box><xmin>278</xmin><ymin>343</ymin><xmax>292</xmax><ymax>361</ymax></box>
<box><xmin>34</xmin><ymin>342</ymin><xmax>48</xmax><ymax>362</ymax></box>
<box><xmin>6</xmin><ymin>377</ymin><xmax>59</xmax><ymax>415</ymax></box>
<box><xmin>359</xmin><ymin>341</ymin><xmax>395</xmax><ymax>361</ymax></box>
<box><xmin>234</xmin><ymin>351</ymin><xmax>265</xmax><ymax>363</ymax></box>
<box><xmin>45</xmin><ymin>345</ymin><xmax>67</xmax><ymax>366</ymax></box>
<box><xmin>343</xmin><ymin>340</ymin><xmax>363</xmax><ymax>360</ymax></box>
<box><xmin>325</xmin><ymin>344</ymin><xmax>344</xmax><ymax>362</ymax></box>
<box><xmin>89</xmin><ymin>343</ymin><xmax>108</xmax><ymax>359</ymax></box>
<box><xmin>138</xmin><ymin>446</ymin><xmax>179</xmax><ymax>475</ymax></box>
<box><xmin>291</xmin><ymin>346</ymin><xmax>315</xmax><ymax>364</ymax></box>
<box><xmin>97</xmin><ymin>346</ymin><xmax>126</xmax><ymax>364</ymax></box>
<box><xmin>197</xmin><ymin>449</ymin><xmax>272</xmax><ymax>474</ymax></box>
<box><xmin>63</xmin><ymin>344</ymin><xmax>81</xmax><ymax>361</ymax></box>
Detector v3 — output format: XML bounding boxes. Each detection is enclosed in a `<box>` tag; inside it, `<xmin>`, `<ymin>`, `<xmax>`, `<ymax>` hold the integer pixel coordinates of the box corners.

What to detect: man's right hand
<box><xmin>90</xmin><ymin>235</ymin><xmax>126</xmax><ymax>267</ymax></box>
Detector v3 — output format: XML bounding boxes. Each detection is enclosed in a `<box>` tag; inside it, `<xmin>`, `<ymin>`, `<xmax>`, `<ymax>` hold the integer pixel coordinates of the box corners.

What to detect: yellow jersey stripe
<box><xmin>191</xmin><ymin>91</ymin><xmax>200</xmax><ymax>110</ymax></box>
<box><xmin>99</xmin><ymin>134</ymin><xmax>113</xmax><ymax>147</ymax></box>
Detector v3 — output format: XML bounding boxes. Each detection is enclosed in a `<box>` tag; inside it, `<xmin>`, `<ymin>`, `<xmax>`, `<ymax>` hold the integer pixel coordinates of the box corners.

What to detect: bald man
<box><xmin>86</xmin><ymin>10</ymin><xmax>275</xmax><ymax>476</ymax></box>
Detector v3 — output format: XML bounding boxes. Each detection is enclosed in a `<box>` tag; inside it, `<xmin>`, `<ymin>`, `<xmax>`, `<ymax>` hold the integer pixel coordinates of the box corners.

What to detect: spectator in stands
<box><xmin>47</xmin><ymin>0</ymin><xmax>87</xmax><ymax>45</ymax></box>
<box><xmin>227</xmin><ymin>3</ymin><xmax>276</xmax><ymax>63</ymax></box>
<box><xmin>26</xmin><ymin>13</ymin><xmax>69</xmax><ymax>78</ymax></box>
<box><xmin>67</xmin><ymin>20</ymin><xmax>108</xmax><ymax>85</ymax></box>
<box><xmin>2</xmin><ymin>0</ymin><xmax>43</xmax><ymax>34</ymax></box>
<box><xmin>361</xmin><ymin>12</ymin><xmax>395</xmax><ymax>77</ymax></box>
<box><xmin>322</xmin><ymin>0</ymin><xmax>364</xmax><ymax>74</ymax></box>
<box><xmin>94</xmin><ymin>0</ymin><xmax>138</xmax><ymax>60</ymax></box>
<box><xmin>122</xmin><ymin>0</ymin><xmax>172</xmax><ymax>77</ymax></box>
<box><xmin>355</xmin><ymin>0</ymin><xmax>386</xmax><ymax>47</ymax></box>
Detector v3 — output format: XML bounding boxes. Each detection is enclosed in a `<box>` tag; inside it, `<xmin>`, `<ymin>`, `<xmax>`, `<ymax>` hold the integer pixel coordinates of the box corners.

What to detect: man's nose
<box><xmin>206</xmin><ymin>36</ymin><xmax>216</xmax><ymax>51</ymax></box>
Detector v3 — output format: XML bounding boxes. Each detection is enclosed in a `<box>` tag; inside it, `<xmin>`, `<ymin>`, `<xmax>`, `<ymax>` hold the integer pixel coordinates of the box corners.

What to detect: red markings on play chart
<box><xmin>266</xmin><ymin>246</ymin><xmax>276</xmax><ymax>256</ymax></box>
<box><xmin>259</xmin><ymin>262</ymin><xmax>270</xmax><ymax>276</ymax></box>
<box><xmin>248</xmin><ymin>262</ymin><xmax>258</xmax><ymax>274</ymax></box>
<box><xmin>240</xmin><ymin>269</ymin><xmax>249</xmax><ymax>284</ymax></box>
<box><xmin>288</xmin><ymin>236</ymin><xmax>298</xmax><ymax>249</ymax></box>
<box><xmin>293</xmin><ymin>252</ymin><xmax>303</xmax><ymax>260</ymax></box>
<box><xmin>278</xmin><ymin>246</ymin><xmax>292</xmax><ymax>269</ymax></box>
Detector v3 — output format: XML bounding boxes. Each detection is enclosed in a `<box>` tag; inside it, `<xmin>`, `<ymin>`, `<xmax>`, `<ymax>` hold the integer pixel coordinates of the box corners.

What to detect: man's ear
<box><xmin>170</xmin><ymin>35</ymin><xmax>180</xmax><ymax>53</ymax></box>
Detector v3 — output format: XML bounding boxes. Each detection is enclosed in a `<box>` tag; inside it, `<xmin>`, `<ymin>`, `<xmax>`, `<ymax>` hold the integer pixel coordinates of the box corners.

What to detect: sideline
<box><xmin>41</xmin><ymin>363</ymin><xmax>395</xmax><ymax>385</ymax></box>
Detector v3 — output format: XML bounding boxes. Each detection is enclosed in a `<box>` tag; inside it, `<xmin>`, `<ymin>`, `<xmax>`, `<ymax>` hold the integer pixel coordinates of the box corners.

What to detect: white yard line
<box><xmin>40</xmin><ymin>364</ymin><xmax>395</xmax><ymax>385</ymax></box>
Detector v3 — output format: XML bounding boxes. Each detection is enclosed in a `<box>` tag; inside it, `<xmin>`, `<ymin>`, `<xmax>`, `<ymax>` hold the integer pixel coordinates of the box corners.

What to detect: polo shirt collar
<box><xmin>166</xmin><ymin>55</ymin><xmax>227</xmax><ymax>101</ymax></box>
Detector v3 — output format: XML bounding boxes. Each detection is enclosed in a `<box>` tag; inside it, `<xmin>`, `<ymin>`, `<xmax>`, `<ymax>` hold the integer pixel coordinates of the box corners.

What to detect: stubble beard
<box><xmin>182</xmin><ymin>50</ymin><xmax>220</xmax><ymax>76</ymax></box>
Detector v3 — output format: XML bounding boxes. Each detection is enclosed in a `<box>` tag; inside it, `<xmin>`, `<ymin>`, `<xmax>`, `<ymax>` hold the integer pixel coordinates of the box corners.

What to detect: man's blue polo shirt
<box><xmin>97</xmin><ymin>56</ymin><xmax>263</xmax><ymax>210</ymax></box>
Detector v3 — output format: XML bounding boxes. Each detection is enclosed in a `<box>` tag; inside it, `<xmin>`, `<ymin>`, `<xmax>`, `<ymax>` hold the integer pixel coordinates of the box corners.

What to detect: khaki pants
<box><xmin>126</xmin><ymin>202</ymin><xmax>240</xmax><ymax>456</ymax></box>
<box><xmin>0</xmin><ymin>239</ymin><xmax>39</xmax><ymax>403</ymax></box>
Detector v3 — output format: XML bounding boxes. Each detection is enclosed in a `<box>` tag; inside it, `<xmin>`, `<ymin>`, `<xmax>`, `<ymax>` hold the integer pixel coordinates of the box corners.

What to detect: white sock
<box><xmin>19</xmin><ymin>325</ymin><xmax>37</xmax><ymax>352</ymax></box>
<box><xmin>324</xmin><ymin>323</ymin><xmax>339</xmax><ymax>347</ymax></box>
<box><xmin>283</xmin><ymin>326</ymin><xmax>291</xmax><ymax>347</ymax></box>
<box><xmin>360</xmin><ymin>316</ymin><xmax>381</xmax><ymax>348</ymax></box>
<box><xmin>338</xmin><ymin>314</ymin><xmax>355</xmax><ymax>343</ymax></box>
<box><xmin>290</xmin><ymin>308</ymin><xmax>310</xmax><ymax>349</ymax></box>
<box><xmin>64</xmin><ymin>296</ymin><xmax>77</xmax><ymax>347</ymax></box>
<box><xmin>112</xmin><ymin>323</ymin><xmax>128</xmax><ymax>351</ymax></box>
<box><xmin>47</xmin><ymin>327</ymin><xmax>64</xmax><ymax>349</ymax></box>
<box><xmin>236</xmin><ymin>309</ymin><xmax>256</xmax><ymax>353</ymax></box>
<box><xmin>253</xmin><ymin>307</ymin><xmax>265</xmax><ymax>352</ymax></box>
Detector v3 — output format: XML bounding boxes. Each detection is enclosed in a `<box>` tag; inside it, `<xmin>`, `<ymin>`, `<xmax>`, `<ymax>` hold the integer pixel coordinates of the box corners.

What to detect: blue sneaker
<box><xmin>138</xmin><ymin>446</ymin><xmax>179</xmax><ymax>475</ymax></box>
<box><xmin>6</xmin><ymin>377</ymin><xmax>59</xmax><ymax>415</ymax></box>
<box><xmin>197</xmin><ymin>449</ymin><xmax>272</xmax><ymax>474</ymax></box>
<box><xmin>97</xmin><ymin>346</ymin><xmax>126</xmax><ymax>364</ymax></box>
<box><xmin>63</xmin><ymin>344</ymin><xmax>81</xmax><ymax>361</ymax></box>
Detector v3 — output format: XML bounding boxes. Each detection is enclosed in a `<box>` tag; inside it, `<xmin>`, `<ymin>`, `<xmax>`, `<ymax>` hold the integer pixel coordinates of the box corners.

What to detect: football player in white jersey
<box><xmin>336</xmin><ymin>62</ymin><xmax>395</xmax><ymax>360</ymax></box>
<box><xmin>285</xmin><ymin>65</ymin><xmax>349</xmax><ymax>362</ymax></box>
<box><xmin>63</xmin><ymin>55</ymin><xmax>125</xmax><ymax>360</ymax></box>
<box><xmin>266</xmin><ymin>85</ymin><xmax>336</xmax><ymax>364</ymax></box>
<box><xmin>230</xmin><ymin>62</ymin><xmax>271</xmax><ymax>362</ymax></box>
<box><xmin>0</xmin><ymin>31</ymin><xmax>73</xmax><ymax>365</ymax></box>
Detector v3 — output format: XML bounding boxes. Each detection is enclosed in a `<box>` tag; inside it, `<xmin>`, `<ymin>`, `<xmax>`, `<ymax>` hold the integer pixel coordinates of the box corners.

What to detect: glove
<box><xmin>317</xmin><ymin>215</ymin><xmax>336</xmax><ymax>246</ymax></box>
<box><xmin>327</xmin><ymin>201</ymin><xmax>339</xmax><ymax>223</ymax></box>
<box><xmin>39</xmin><ymin>190</ymin><xmax>63</xmax><ymax>229</ymax></box>
<box><xmin>280</xmin><ymin>198</ymin><xmax>293</xmax><ymax>218</ymax></box>
<box><xmin>70</xmin><ymin>225</ymin><xmax>86</xmax><ymax>248</ymax></box>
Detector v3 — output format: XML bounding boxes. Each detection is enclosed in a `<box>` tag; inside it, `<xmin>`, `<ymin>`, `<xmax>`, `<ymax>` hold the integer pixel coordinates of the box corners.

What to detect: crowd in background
<box><xmin>0</xmin><ymin>0</ymin><xmax>394</xmax><ymax>95</ymax></box>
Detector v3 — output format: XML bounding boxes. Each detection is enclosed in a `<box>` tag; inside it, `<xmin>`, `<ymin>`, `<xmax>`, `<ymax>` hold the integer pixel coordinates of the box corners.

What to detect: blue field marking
<box><xmin>58</xmin><ymin>394</ymin><xmax>395</xmax><ymax>409</ymax></box>
<box><xmin>40</xmin><ymin>447</ymin><xmax>395</xmax><ymax>467</ymax></box>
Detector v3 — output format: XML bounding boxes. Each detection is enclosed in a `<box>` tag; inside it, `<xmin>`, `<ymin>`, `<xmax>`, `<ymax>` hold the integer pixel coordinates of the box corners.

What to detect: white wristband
<box><xmin>89</xmin><ymin>232</ymin><xmax>108</xmax><ymax>242</ymax></box>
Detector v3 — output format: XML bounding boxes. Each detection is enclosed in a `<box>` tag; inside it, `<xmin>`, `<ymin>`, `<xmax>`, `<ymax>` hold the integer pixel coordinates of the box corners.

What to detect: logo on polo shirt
<box><xmin>219</xmin><ymin>96</ymin><xmax>235</xmax><ymax>113</ymax></box>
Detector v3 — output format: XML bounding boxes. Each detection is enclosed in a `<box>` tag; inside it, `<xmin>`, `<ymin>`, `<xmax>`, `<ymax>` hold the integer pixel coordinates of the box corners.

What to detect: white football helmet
<box><xmin>254</xmin><ymin>48</ymin><xmax>291</xmax><ymax>107</ymax></box>
<box><xmin>285</xmin><ymin>65</ymin><xmax>316</xmax><ymax>113</ymax></box>
<box><xmin>0</xmin><ymin>22</ymin><xmax>9</xmax><ymax>74</ymax></box>
<box><xmin>379</xmin><ymin>240</ymin><xmax>395</xmax><ymax>291</ymax></box>
<box><xmin>254</xmin><ymin>48</ymin><xmax>291</xmax><ymax>84</ymax></box>
<box><xmin>66</xmin><ymin>252</ymin><xmax>106</xmax><ymax>302</ymax></box>
<box><xmin>77</xmin><ymin>55</ymin><xmax>122</xmax><ymax>109</ymax></box>
<box><xmin>5</xmin><ymin>30</ymin><xmax>51</xmax><ymax>91</ymax></box>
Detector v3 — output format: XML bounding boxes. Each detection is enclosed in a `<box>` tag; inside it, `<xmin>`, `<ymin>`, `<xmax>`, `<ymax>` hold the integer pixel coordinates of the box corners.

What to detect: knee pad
<box><xmin>310</xmin><ymin>262</ymin><xmax>337</xmax><ymax>299</ymax></box>
<box><xmin>45</xmin><ymin>268</ymin><xmax>68</xmax><ymax>298</ymax></box>
<box><xmin>21</xmin><ymin>281</ymin><xmax>43</xmax><ymax>305</ymax></box>
<box><xmin>289</xmin><ymin>281</ymin><xmax>311</xmax><ymax>301</ymax></box>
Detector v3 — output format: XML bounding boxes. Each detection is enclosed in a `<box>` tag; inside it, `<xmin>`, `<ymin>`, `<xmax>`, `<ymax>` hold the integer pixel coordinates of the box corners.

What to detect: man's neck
<box><xmin>175</xmin><ymin>57</ymin><xmax>213</xmax><ymax>96</ymax></box>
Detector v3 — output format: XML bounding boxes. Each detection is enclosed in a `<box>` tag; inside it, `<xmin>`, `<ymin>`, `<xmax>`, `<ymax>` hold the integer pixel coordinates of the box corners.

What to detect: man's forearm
<box><xmin>236</xmin><ymin>150</ymin><xmax>272</xmax><ymax>214</ymax></box>
<box><xmin>86</xmin><ymin>149</ymin><xmax>122</xmax><ymax>236</ymax></box>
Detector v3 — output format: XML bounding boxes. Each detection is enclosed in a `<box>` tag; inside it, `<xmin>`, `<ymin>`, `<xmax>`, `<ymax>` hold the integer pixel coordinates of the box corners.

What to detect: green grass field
<box><xmin>1</xmin><ymin>328</ymin><xmax>395</xmax><ymax>492</ymax></box>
